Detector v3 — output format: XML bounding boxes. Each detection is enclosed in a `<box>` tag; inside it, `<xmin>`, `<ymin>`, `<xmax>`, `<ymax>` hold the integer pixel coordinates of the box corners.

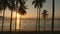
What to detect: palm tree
<box><xmin>18</xmin><ymin>7</ymin><xmax>26</xmax><ymax>31</ymax></box>
<box><xmin>0</xmin><ymin>0</ymin><xmax>8</xmax><ymax>32</ymax></box>
<box><xmin>52</xmin><ymin>0</ymin><xmax>55</xmax><ymax>33</ymax></box>
<box><xmin>32</xmin><ymin>0</ymin><xmax>46</xmax><ymax>31</ymax></box>
<box><xmin>15</xmin><ymin>0</ymin><xmax>18</xmax><ymax>32</ymax></box>
<box><xmin>18</xmin><ymin>0</ymin><xmax>27</xmax><ymax>31</ymax></box>
<box><xmin>7</xmin><ymin>0</ymin><xmax>15</xmax><ymax>32</ymax></box>
<box><xmin>42</xmin><ymin>10</ymin><xmax>48</xmax><ymax>32</ymax></box>
<box><xmin>0</xmin><ymin>0</ymin><xmax>26</xmax><ymax>32</ymax></box>
<box><xmin>0</xmin><ymin>0</ymin><xmax>3</xmax><ymax>31</ymax></box>
<box><xmin>15</xmin><ymin>0</ymin><xmax>27</xmax><ymax>31</ymax></box>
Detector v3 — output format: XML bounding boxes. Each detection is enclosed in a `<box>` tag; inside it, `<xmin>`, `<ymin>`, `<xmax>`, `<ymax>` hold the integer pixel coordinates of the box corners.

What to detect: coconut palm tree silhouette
<box><xmin>0</xmin><ymin>0</ymin><xmax>3</xmax><ymax>31</ymax></box>
<box><xmin>52</xmin><ymin>0</ymin><xmax>55</xmax><ymax>33</ymax></box>
<box><xmin>15</xmin><ymin>0</ymin><xmax>27</xmax><ymax>31</ymax></box>
<box><xmin>0</xmin><ymin>0</ymin><xmax>8</xmax><ymax>32</ymax></box>
<box><xmin>0</xmin><ymin>0</ymin><xmax>27</xmax><ymax>32</ymax></box>
<box><xmin>7</xmin><ymin>0</ymin><xmax>15</xmax><ymax>32</ymax></box>
<box><xmin>15</xmin><ymin>0</ymin><xmax>18</xmax><ymax>32</ymax></box>
<box><xmin>18</xmin><ymin>7</ymin><xmax>26</xmax><ymax>31</ymax></box>
<box><xmin>32</xmin><ymin>0</ymin><xmax>46</xmax><ymax>31</ymax></box>
<box><xmin>42</xmin><ymin>10</ymin><xmax>48</xmax><ymax>32</ymax></box>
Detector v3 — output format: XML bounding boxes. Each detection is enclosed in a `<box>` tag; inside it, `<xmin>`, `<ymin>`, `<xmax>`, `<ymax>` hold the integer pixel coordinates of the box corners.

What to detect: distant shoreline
<box><xmin>0</xmin><ymin>16</ymin><xmax>60</xmax><ymax>20</ymax></box>
<box><xmin>0</xmin><ymin>28</ymin><xmax>60</xmax><ymax>31</ymax></box>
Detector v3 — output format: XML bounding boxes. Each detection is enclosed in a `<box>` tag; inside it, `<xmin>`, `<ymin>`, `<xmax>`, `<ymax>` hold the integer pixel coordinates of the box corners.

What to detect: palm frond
<box><xmin>7</xmin><ymin>0</ymin><xmax>15</xmax><ymax>10</ymax></box>
<box><xmin>1</xmin><ymin>0</ymin><xmax>8</xmax><ymax>10</ymax></box>
<box><xmin>43</xmin><ymin>0</ymin><xmax>46</xmax><ymax>2</ymax></box>
<box><xmin>18</xmin><ymin>7</ymin><xmax>26</xmax><ymax>15</ymax></box>
<box><xmin>32</xmin><ymin>1</ymin><xmax>36</xmax><ymax>5</ymax></box>
<box><xmin>35</xmin><ymin>3</ymin><xmax>38</xmax><ymax>8</ymax></box>
<box><xmin>19</xmin><ymin>0</ymin><xmax>23</xmax><ymax>6</ymax></box>
<box><xmin>39</xmin><ymin>2</ymin><xmax>43</xmax><ymax>8</ymax></box>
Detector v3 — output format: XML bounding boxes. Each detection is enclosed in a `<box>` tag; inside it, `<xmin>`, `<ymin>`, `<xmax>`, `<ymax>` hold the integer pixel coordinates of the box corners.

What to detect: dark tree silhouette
<box><xmin>7</xmin><ymin>0</ymin><xmax>15</xmax><ymax>32</ymax></box>
<box><xmin>15</xmin><ymin>0</ymin><xmax>18</xmax><ymax>32</ymax></box>
<box><xmin>0</xmin><ymin>0</ymin><xmax>27</xmax><ymax>32</ymax></box>
<box><xmin>0</xmin><ymin>0</ymin><xmax>8</xmax><ymax>32</ymax></box>
<box><xmin>52</xmin><ymin>0</ymin><xmax>55</xmax><ymax>33</ymax></box>
<box><xmin>42</xmin><ymin>10</ymin><xmax>48</xmax><ymax>32</ymax></box>
<box><xmin>15</xmin><ymin>0</ymin><xmax>27</xmax><ymax>31</ymax></box>
<box><xmin>18</xmin><ymin>7</ymin><xmax>26</xmax><ymax>31</ymax></box>
<box><xmin>32</xmin><ymin>0</ymin><xmax>46</xmax><ymax>31</ymax></box>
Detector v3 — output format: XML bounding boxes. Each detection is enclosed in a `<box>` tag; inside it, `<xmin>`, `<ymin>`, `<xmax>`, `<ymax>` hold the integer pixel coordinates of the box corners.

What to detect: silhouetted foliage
<box><xmin>32</xmin><ymin>0</ymin><xmax>46</xmax><ymax>31</ymax></box>
<box><xmin>42</xmin><ymin>10</ymin><xmax>48</xmax><ymax>19</ymax></box>
<box><xmin>0</xmin><ymin>0</ymin><xmax>9</xmax><ymax>32</ymax></box>
<box><xmin>42</xmin><ymin>10</ymin><xmax>48</xmax><ymax>32</ymax></box>
<box><xmin>18</xmin><ymin>7</ymin><xmax>26</xmax><ymax>15</ymax></box>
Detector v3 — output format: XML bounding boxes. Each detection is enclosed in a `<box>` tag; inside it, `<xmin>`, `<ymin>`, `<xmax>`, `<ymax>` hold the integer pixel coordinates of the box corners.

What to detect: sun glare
<box><xmin>16</xmin><ymin>13</ymin><xmax>20</xmax><ymax>29</ymax></box>
<box><xmin>17</xmin><ymin>13</ymin><xmax>20</xmax><ymax>18</ymax></box>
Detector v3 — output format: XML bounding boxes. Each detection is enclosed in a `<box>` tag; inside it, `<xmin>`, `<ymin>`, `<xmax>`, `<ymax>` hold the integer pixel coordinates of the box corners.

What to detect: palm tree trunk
<box><xmin>10</xmin><ymin>10</ymin><xmax>13</xmax><ymax>32</ymax></box>
<box><xmin>19</xmin><ymin>15</ymin><xmax>22</xmax><ymax>31</ymax></box>
<box><xmin>38</xmin><ymin>7</ymin><xmax>41</xmax><ymax>31</ymax></box>
<box><xmin>2</xmin><ymin>10</ymin><xmax>5</xmax><ymax>32</ymax></box>
<box><xmin>52</xmin><ymin>0</ymin><xmax>55</xmax><ymax>33</ymax></box>
<box><xmin>44</xmin><ymin>18</ymin><xmax>45</xmax><ymax>32</ymax></box>
<box><xmin>15</xmin><ymin>11</ymin><xmax>17</xmax><ymax>32</ymax></box>
<box><xmin>36</xmin><ymin>7</ymin><xmax>38</xmax><ymax>31</ymax></box>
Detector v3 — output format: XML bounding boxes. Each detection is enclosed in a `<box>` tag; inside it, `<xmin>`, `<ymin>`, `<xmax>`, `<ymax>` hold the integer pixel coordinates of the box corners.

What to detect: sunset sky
<box><xmin>0</xmin><ymin>0</ymin><xmax>60</xmax><ymax>19</ymax></box>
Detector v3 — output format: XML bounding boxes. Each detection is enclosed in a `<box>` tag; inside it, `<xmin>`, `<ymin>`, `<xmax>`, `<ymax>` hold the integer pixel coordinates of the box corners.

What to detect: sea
<box><xmin>0</xmin><ymin>18</ymin><xmax>60</xmax><ymax>31</ymax></box>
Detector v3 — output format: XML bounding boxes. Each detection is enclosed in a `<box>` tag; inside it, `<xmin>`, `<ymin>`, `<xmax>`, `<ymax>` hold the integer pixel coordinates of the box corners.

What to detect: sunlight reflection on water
<box><xmin>16</xmin><ymin>13</ymin><xmax>20</xmax><ymax>29</ymax></box>
<box><xmin>16</xmin><ymin>18</ymin><xmax>19</xmax><ymax>29</ymax></box>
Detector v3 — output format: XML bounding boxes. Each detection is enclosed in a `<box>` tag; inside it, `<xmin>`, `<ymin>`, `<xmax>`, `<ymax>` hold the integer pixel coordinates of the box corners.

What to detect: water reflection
<box><xmin>16</xmin><ymin>13</ymin><xmax>20</xmax><ymax>29</ymax></box>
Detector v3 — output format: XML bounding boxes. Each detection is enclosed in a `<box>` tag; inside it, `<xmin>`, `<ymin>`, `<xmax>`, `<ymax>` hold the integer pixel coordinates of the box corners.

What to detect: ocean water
<box><xmin>0</xmin><ymin>19</ymin><xmax>60</xmax><ymax>31</ymax></box>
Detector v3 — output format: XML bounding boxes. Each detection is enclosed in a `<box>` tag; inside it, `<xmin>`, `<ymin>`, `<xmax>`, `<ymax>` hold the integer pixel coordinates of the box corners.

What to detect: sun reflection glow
<box><xmin>16</xmin><ymin>13</ymin><xmax>20</xmax><ymax>29</ymax></box>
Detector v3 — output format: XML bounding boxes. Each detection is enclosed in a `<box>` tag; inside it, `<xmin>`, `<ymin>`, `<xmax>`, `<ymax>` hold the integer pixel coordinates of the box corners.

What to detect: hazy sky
<box><xmin>0</xmin><ymin>0</ymin><xmax>60</xmax><ymax>18</ymax></box>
